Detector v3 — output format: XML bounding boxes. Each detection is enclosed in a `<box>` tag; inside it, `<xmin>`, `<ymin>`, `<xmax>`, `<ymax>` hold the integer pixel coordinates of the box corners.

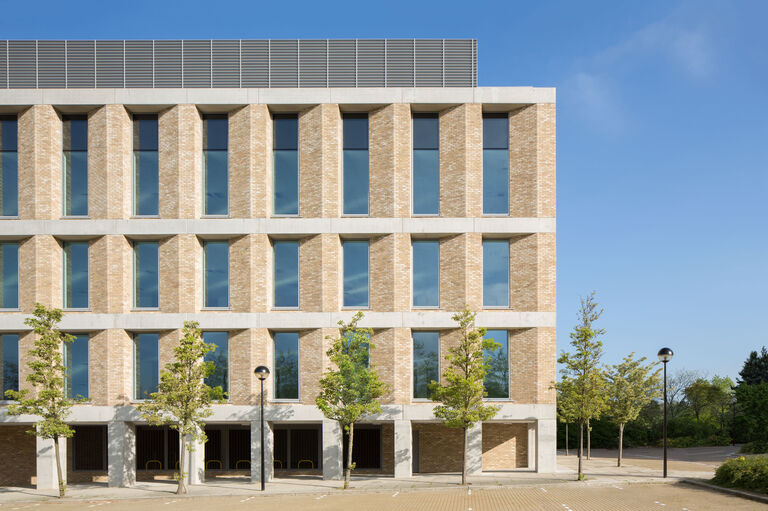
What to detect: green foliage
<box><xmin>137</xmin><ymin>321</ymin><xmax>223</xmax><ymax>494</ymax></box>
<box><xmin>316</xmin><ymin>312</ymin><xmax>388</xmax><ymax>489</ymax></box>
<box><xmin>712</xmin><ymin>456</ymin><xmax>768</xmax><ymax>494</ymax></box>
<box><xmin>737</xmin><ymin>347</ymin><xmax>768</xmax><ymax>386</ymax></box>
<box><xmin>734</xmin><ymin>383</ymin><xmax>768</xmax><ymax>443</ymax></box>
<box><xmin>4</xmin><ymin>304</ymin><xmax>76</xmax><ymax>498</ymax></box>
<box><xmin>605</xmin><ymin>353</ymin><xmax>661</xmax><ymax>425</ymax></box>
<box><xmin>740</xmin><ymin>441</ymin><xmax>768</xmax><ymax>454</ymax></box>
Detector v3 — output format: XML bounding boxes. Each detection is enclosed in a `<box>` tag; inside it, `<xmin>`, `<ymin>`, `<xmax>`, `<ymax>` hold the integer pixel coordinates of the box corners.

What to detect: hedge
<box><xmin>712</xmin><ymin>456</ymin><xmax>768</xmax><ymax>494</ymax></box>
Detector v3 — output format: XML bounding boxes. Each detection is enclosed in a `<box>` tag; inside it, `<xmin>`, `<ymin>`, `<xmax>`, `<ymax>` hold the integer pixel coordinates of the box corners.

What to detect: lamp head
<box><xmin>254</xmin><ymin>365</ymin><xmax>270</xmax><ymax>380</ymax></box>
<box><xmin>657</xmin><ymin>347</ymin><xmax>674</xmax><ymax>363</ymax></box>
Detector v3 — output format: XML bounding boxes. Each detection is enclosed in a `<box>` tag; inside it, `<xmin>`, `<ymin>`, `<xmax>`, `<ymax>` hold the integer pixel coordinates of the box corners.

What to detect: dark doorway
<box><xmin>272</xmin><ymin>424</ymin><xmax>321</xmax><ymax>471</ymax></box>
<box><xmin>412</xmin><ymin>429</ymin><xmax>419</xmax><ymax>473</ymax></box>
<box><xmin>136</xmin><ymin>426</ymin><xmax>179</xmax><ymax>470</ymax></box>
<box><xmin>72</xmin><ymin>425</ymin><xmax>107</xmax><ymax>470</ymax></box>
<box><xmin>343</xmin><ymin>425</ymin><xmax>381</xmax><ymax>469</ymax></box>
<box><xmin>203</xmin><ymin>425</ymin><xmax>250</xmax><ymax>472</ymax></box>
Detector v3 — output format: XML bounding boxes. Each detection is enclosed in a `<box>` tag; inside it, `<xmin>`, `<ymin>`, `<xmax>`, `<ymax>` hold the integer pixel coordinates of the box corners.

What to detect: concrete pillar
<box><xmin>36</xmin><ymin>434</ymin><xmax>67</xmax><ymax>490</ymax></box>
<box><xmin>322</xmin><ymin>419</ymin><xmax>343</xmax><ymax>480</ymax></box>
<box><xmin>185</xmin><ymin>433</ymin><xmax>205</xmax><ymax>485</ymax></box>
<box><xmin>527</xmin><ymin>422</ymin><xmax>537</xmax><ymax>470</ymax></box>
<box><xmin>108</xmin><ymin>421</ymin><xmax>135</xmax><ymax>487</ymax></box>
<box><xmin>251</xmin><ymin>419</ymin><xmax>274</xmax><ymax>484</ymax></box>
<box><xmin>466</xmin><ymin>423</ymin><xmax>483</xmax><ymax>475</ymax></box>
<box><xmin>536</xmin><ymin>418</ymin><xmax>557</xmax><ymax>473</ymax></box>
<box><xmin>393</xmin><ymin>420</ymin><xmax>412</xmax><ymax>478</ymax></box>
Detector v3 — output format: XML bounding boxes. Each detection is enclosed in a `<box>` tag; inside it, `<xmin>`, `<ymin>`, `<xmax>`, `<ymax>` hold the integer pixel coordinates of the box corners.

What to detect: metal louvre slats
<box><xmin>37</xmin><ymin>40</ymin><xmax>66</xmax><ymax>88</ymax></box>
<box><xmin>67</xmin><ymin>41</ymin><xmax>95</xmax><ymax>88</ymax></box>
<box><xmin>212</xmin><ymin>40</ymin><xmax>240</xmax><ymax>88</ymax></box>
<box><xmin>125</xmin><ymin>40</ymin><xmax>153</xmax><ymax>88</ymax></box>
<box><xmin>298</xmin><ymin>40</ymin><xmax>327</xmax><ymax>88</ymax></box>
<box><xmin>328</xmin><ymin>39</ymin><xmax>355</xmax><ymax>87</ymax></box>
<box><xmin>357</xmin><ymin>39</ymin><xmax>385</xmax><ymax>87</ymax></box>
<box><xmin>270</xmin><ymin>40</ymin><xmax>298</xmax><ymax>88</ymax></box>
<box><xmin>0</xmin><ymin>39</ymin><xmax>477</xmax><ymax>88</ymax></box>
<box><xmin>415</xmin><ymin>39</ymin><xmax>443</xmax><ymax>87</ymax></box>
<box><xmin>153</xmin><ymin>40</ymin><xmax>182</xmax><ymax>88</ymax></box>
<box><xmin>96</xmin><ymin>40</ymin><xmax>124</xmax><ymax>88</ymax></box>
<box><xmin>241</xmin><ymin>39</ymin><xmax>269</xmax><ymax>88</ymax></box>
<box><xmin>182</xmin><ymin>40</ymin><xmax>211</xmax><ymax>88</ymax></box>
<box><xmin>8</xmin><ymin>41</ymin><xmax>36</xmax><ymax>88</ymax></box>
<box><xmin>385</xmin><ymin>39</ymin><xmax>414</xmax><ymax>87</ymax></box>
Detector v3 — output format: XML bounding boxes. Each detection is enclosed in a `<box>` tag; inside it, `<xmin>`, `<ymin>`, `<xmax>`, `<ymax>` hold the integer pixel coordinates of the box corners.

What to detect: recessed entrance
<box><xmin>273</xmin><ymin>424</ymin><xmax>321</xmax><ymax>472</ymax></box>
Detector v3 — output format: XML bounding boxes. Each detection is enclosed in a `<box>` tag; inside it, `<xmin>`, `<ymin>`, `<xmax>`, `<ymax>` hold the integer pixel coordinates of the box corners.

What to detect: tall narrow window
<box><xmin>0</xmin><ymin>116</ymin><xmax>18</xmax><ymax>217</ymax></box>
<box><xmin>134</xmin><ymin>333</ymin><xmax>159</xmax><ymax>399</ymax></box>
<box><xmin>413</xmin><ymin>331</ymin><xmax>439</xmax><ymax>399</ymax></box>
<box><xmin>483</xmin><ymin>239</ymin><xmax>510</xmax><ymax>308</ymax></box>
<box><xmin>203</xmin><ymin>241</ymin><xmax>229</xmax><ymax>308</ymax></box>
<box><xmin>203</xmin><ymin>115</ymin><xmax>228</xmax><ymax>216</ymax></box>
<box><xmin>273</xmin><ymin>115</ymin><xmax>298</xmax><ymax>215</ymax></box>
<box><xmin>0</xmin><ymin>243</ymin><xmax>19</xmax><ymax>309</ymax></box>
<box><xmin>63</xmin><ymin>116</ymin><xmax>88</xmax><ymax>216</ymax></box>
<box><xmin>343</xmin><ymin>240</ymin><xmax>369</xmax><ymax>308</ymax></box>
<box><xmin>133</xmin><ymin>115</ymin><xmax>159</xmax><ymax>216</ymax></box>
<box><xmin>1</xmin><ymin>333</ymin><xmax>19</xmax><ymax>395</ymax></box>
<box><xmin>343</xmin><ymin>114</ymin><xmax>369</xmax><ymax>215</ymax></box>
<box><xmin>483</xmin><ymin>114</ymin><xmax>509</xmax><ymax>215</ymax></box>
<box><xmin>64</xmin><ymin>334</ymin><xmax>89</xmax><ymax>399</ymax></box>
<box><xmin>273</xmin><ymin>240</ymin><xmax>298</xmax><ymax>308</ymax></box>
<box><xmin>63</xmin><ymin>241</ymin><xmax>89</xmax><ymax>309</ymax></box>
<box><xmin>134</xmin><ymin>242</ymin><xmax>158</xmax><ymax>308</ymax></box>
<box><xmin>412</xmin><ymin>114</ymin><xmax>439</xmax><ymax>215</ymax></box>
<box><xmin>484</xmin><ymin>329</ymin><xmax>509</xmax><ymax>399</ymax></box>
<box><xmin>274</xmin><ymin>332</ymin><xmax>299</xmax><ymax>400</ymax></box>
<box><xmin>412</xmin><ymin>240</ymin><xmax>439</xmax><ymax>308</ymax></box>
<box><xmin>203</xmin><ymin>331</ymin><xmax>228</xmax><ymax>395</ymax></box>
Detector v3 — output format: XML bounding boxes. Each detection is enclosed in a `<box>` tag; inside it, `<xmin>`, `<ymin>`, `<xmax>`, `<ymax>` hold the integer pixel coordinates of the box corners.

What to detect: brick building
<box><xmin>0</xmin><ymin>39</ymin><xmax>556</xmax><ymax>489</ymax></box>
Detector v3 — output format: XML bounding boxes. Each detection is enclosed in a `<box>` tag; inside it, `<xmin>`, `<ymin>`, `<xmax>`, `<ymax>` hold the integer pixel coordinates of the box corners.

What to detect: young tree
<box><xmin>316</xmin><ymin>312</ymin><xmax>388</xmax><ymax>489</ymax></box>
<box><xmin>5</xmin><ymin>304</ymin><xmax>76</xmax><ymax>498</ymax></box>
<box><xmin>429</xmin><ymin>308</ymin><xmax>500</xmax><ymax>485</ymax></box>
<box><xmin>710</xmin><ymin>375</ymin><xmax>735</xmax><ymax>435</ymax></box>
<box><xmin>557</xmin><ymin>387</ymin><xmax>577</xmax><ymax>456</ymax></box>
<box><xmin>605</xmin><ymin>353</ymin><xmax>661</xmax><ymax>467</ymax></box>
<box><xmin>684</xmin><ymin>379</ymin><xmax>715</xmax><ymax>422</ymax></box>
<box><xmin>557</xmin><ymin>292</ymin><xmax>607</xmax><ymax>480</ymax></box>
<box><xmin>137</xmin><ymin>321</ymin><xmax>222</xmax><ymax>495</ymax></box>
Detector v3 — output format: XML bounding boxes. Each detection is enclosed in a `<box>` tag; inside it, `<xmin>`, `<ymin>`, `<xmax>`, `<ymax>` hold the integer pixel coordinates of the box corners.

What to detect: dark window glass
<box><xmin>204</xmin><ymin>241</ymin><xmax>229</xmax><ymax>308</ymax></box>
<box><xmin>412</xmin><ymin>240</ymin><xmax>439</xmax><ymax>307</ymax></box>
<box><xmin>343</xmin><ymin>115</ymin><xmax>369</xmax><ymax>215</ymax></box>
<box><xmin>134</xmin><ymin>333</ymin><xmax>159</xmax><ymax>399</ymax></box>
<box><xmin>413</xmin><ymin>114</ymin><xmax>439</xmax><ymax>215</ymax></box>
<box><xmin>203</xmin><ymin>331</ymin><xmax>228</xmax><ymax>395</ymax></box>
<box><xmin>1</xmin><ymin>333</ymin><xmax>19</xmax><ymax>394</ymax></box>
<box><xmin>484</xmin><ymin>329</ymin><xmax>509</xmax><ymax>398</ymax></box>
<box><xmin>483</xmin><ymin>114</ymin><xmax>509</xmax><ymax>214</ymax></box>
<box><xmin>134</xmin><ymin>242</ymin><xmax>158</xmax><ymax>308</ymax></box>
<box><xmin>64</xmin><ymin>334</ymin><xmax>89</xmax><ymax>399</ymax></box>
<box><xmin>413</xmin><ymin>331</ymin><xmax>439</xmax><ymax>399</ymax></box>
<box><xmin>0</xmin><ymin>243</ymin><xmax>19</xmax><ymax>309</ymax></box>
<box><xmin>274</xmin><ymin>240</ymin><xmax>299</xmax><ymax>308</ymax></box>
<box><xmin>483</xmin><ymin>240</ymin><xmax>510</xmax><ymax>307</ymax></box>
<box><xmin>0</xmin><ymin>117</ymin><xmax>18</xmax><ymax>217</ymax></box>
<box><xmin>343</xmin><ymin>240</ymin><xmax>369</xmax><ymax>307</ymax></box>
<box><xmin>63</xmin><ymin>241</ymin><xmax>89</xmax><ymax>309</ymax></box>
<box><xmin>203</xmin><ymin>115</ymin><xmax>228</xmax><ymax>216</ymax></box>
<box><xmin>274</xmin><ymin>332</ymin><xmax>299</xmax><ymax>399</ymax></box>
<box><xmin>273</xmin><ymin>115</ymin><xmax>298</xmax><ymax>215</ymax></box>
<box><xmin>133</xmin><ymin>116</ymin><xmax>159</xmax><ymax>216</ymax></box>
<box><xmin>63</xmin><ymin>116</ymin><xmax>88</xmax><ymax>216</ymax></box>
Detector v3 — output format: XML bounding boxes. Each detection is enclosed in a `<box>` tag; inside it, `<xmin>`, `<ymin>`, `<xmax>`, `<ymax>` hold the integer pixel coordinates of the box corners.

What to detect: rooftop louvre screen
<box><xmin>0</xmin><ymin>39</ymin><xmax>477</xmax><ymax>89</ymax></box>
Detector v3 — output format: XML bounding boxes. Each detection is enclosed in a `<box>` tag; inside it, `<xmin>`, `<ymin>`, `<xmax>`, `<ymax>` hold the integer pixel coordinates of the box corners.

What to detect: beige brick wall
<box><xmin>298</xmin><ymin>329</ymin><xmax>323</xmax><ymax>405</ymax></box>
<box><xmin>229</xmin><ymin>328</ymin><xmax>270</xmax><ymax>405</ymax></box>
<box><xmin>229</xmin><ymin>105</ymin><xmax>271</xmax><ymax>218</ymax></box>
<box><xmin>413</xmin><ymin>423</ymin><xmax>463</xmax><ymax>473</ymax></box>
<box><xmin>299</xmin><ymin>234</ymin><xmax>340</xmax><ymax>312</ymax></box>
<box><xmin>509</xmin><ymin>327</ymin><xmax>556</xmax><ymax>404</ymax></box>
<box><xmin>369</xmin><ymin>104</ymin><xmax>411</xmax><ymax>218</ymax></box>
<box><xmin>482</xmin><ymin>422</ymin><xmax>528</xmax><ymax>469</ymax></box>
<box><xmin>18</xmin><ymin>235</ymin><xmax>62</xmax><ymax>313</ymax></box>
<box><xmin>88</xmin><ymin>329</ymin><xmax>133</xmax><ymax>405</ymax></box>
<box><xmin>159</xmin><ymin>105</ymin><xmax>202</xmax><ymax>219</ymax></box>
<box><xmin>90</xmin><ymin>235</ymin><xmax>132</xmax><ymax>314</ymax></box>
<box><xmin>88</xmin><ymin>105</ymin><xmax>132</xmax><ymax>219</ymax></box>
<box><xmin>230</xmin><ymin>234</ymin><xmax>270</xmax><ymax>312</ymax></box>
<box><xmin>0</xmin><ymin>425</ymin><xmax>37</xmax><ymax>486</ymax></box>
<box><xmin>158</xmin><ymin>235</ymin><xmax>202</xmax><ymax>313</ymax></box>
<box><xmin>370</xmin><ymin>234</ymin><xmax>410</xmax><ymax>312</ymax></box>
<box><xmin>17</xmin><ymin>105</ymin><xmax>62</xmax><ymax>220</ymax></box>
<box><xmin>439</xmin><ymin>233</ymin><xmax>482</xmax><ymax>311</ymax></box>
<box><xmin>392</xmin><ymin>328</ymin><xmax>412</xmax><ymax>404</ymax></box>
<box><xmin>299</xmin><ymin>104</ymin><xmax>342</xmax><ymax>218</ymax></box>
<box><xmin>439</xmin><ymin>104</ymin><xmax>482</xmax><ymax>217</ymax></box>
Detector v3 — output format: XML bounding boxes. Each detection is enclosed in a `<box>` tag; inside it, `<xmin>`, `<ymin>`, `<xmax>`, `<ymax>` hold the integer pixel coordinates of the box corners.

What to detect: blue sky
<box><xmin>3</xmin><ymin>0</ymin><xmax>766</xmax><ymax>379</ymax></box>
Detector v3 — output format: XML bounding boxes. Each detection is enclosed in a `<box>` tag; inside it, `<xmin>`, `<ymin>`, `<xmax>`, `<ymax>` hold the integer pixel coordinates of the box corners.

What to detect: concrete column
<box><xmin>185</xmin><ymin>433</ymin><xmax>205</xmax><ymax>485</ymax></box>
<box><xmin>251</xmin><ymin>419</ymin><xmax>274</xmax><ymax>484</ymax></box>
<box><xmin>393</xmin><ymin>420</ymin><xmax>412</xmax><ymax>478</ymax></box>
<box><xmin>536</xmin><ymin>418</ymin><xmax>557</xmax><ymax>473</ymax></box>
<box><xmin>36</xmin><ymin>434</ymin><xmax>67</xmax><ymax>490</ymax></box>
<box><xmin>527</xmin><ymin>422</ymin><xmax>537</xmax><ymax>470</ymax></box>
<box><xmin>466</xmin><ymin>423</ymin><xmax>483</xmax><ymax>475</ymax></box>
<box><xmin>322</xmin><ymin>419</ymin><xmax>343</xmax><ymax>480</ymax></box>
<box><xmin>108</xmin><ymin>421</ymin><xmax>135</xmax><ymax>487</ymax></box>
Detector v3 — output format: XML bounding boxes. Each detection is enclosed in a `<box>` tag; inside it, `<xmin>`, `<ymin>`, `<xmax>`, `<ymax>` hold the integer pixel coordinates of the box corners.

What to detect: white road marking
<box><xmin>540</xmin><ymin>487</ymin><xmax>548</xmax><ymax>492</ymax></box>
<box><xmin>612</xmin><ymin>485</ymin><xmax>623</xmax><ymax>490</ymax></box>
<box><xmin>315</xmin><ymin>495</ymin><xmax>325</xmax><ymax>500</ymax></box>
<box><xmin>392</xmin><ymin>491</ymin><xmax>399</xmax><ymax>497</ymax></box>
<box><xmin>468</xmin><ymin>489</ymin><xmax>471</xmax><ymax>495</ymax></box>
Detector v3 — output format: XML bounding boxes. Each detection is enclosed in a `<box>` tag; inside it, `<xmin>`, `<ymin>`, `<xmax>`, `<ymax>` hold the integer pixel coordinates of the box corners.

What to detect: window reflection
<box><xmin>0</xmin><ymin>117</ymin><xmax>19</xmax><ymax>217</ymax></box>
<box><xmin>483</xmin><ymin>239</ymin><xmax>509</xmax><ymax>307</ymax></box>
<box><xmin>483</xmin><ymin>114</ymin><xmax>509</xmax><ymax>214</ymax></box>
<box><xmin>412</xmin><ymin>240</ymin><xmax>439</xmax><ymax>307</ymax></box>
<box><xmin>203</xmin><ymin>331</ymin><xmax>229</xmax><ymax>395</ymax></box>
<box><xmin>203</xmin><ymin>115</ymin><xmax>228</xmax><ymax>216</ymax></box>
<box><xmin>413</xmin><ymin>114</ymin><xmax>439</xmax><ymax>215</ymax></box>
<box><xmin>343</xmin><ymin>240</ymin><xmax>369</xmax><ymax>307</ymax></box>
<box><xmin>413</xmin><ymin>331</ymin><xmax>439</xmax><ymax>399</ymax></box>
<box><xmin>343</xmin><ymin>115</ymin><xmax>369</xmax><ymax>215</ymax></box>
<box><xmin>484</xmin><ymin>329</ymin><xmax>509</xmax><ymax>398</ymax></box>
<box><xmin>204</xmin><ymin>241</ymin><xmax>229</xmax><ymax>308</ymax></box>
<box><xmin>274</xmin><ymin>332</ymin><xmax>299</xmax><ymax>399</ymax></box>
<box><xmin>63</xmin><ymin>116</ymin><xmax>88</xmax><ymax>216</ymax></box>
<box><xmin>134</xmin><ymin>242</ymin><xmax>158</xmax><ymax>308</ymax></box>
<box><xmin>133</xmin><ymin>116</ymin><xmax>159</xmax><ymax>216</ymax></box>
<box><xmin>63</xmin><ymin>241</ymin><xmax>89</xmax><ymax>309</ymax></box>
<box><xmin>64</xmin><ymin>335</ymin><xmax>89</xmax><ymax>399</ymax></box>
<box><xmin>274</xmin><ymin>241</ymin><xmax>299</xmax><ymax>308</ymax></box>
<box><xmin>0</xmin><ymin>243</ymin><xmax>19</xmax><ymax>309</ymax></box>
<box><xmin>134</xmin><ymin>333</ymin><xmax>159</xmax><ymax>399</ymax></box>
<box><xmin>273</xmin><ymin>115</ymin><xmax>299</xmax><ymax>215</ymax></box>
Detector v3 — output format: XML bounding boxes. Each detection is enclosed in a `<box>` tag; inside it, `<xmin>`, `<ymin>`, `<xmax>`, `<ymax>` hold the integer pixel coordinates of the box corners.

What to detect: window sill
<box><xmin>131</xmin><ymin>308</ymin><xmax>160</xmax><ymax>312</ymax></box>
<box><xmin>482</xmin><ymin>306</ymin><xmax>513</xmax><ymax>310</ymax></box>
<box><xmin>484</xmin><ymin>398</ymin><xmax>514</xmax><ymax>402</ymax></box>
<box><xmin>272</xmin><ymin>307</ymin><xmax>300</xmax><ymax>311</ymax></box>
<box><xmin>131</xmin><ymin>215</ymin><xmax>161</xmax><ymax>219</ymax></box>
<box><xmin>411</xmin><ymin>399</ymin><xmax>434</xmax><ymax>403</ymax></box>
<box><xmin>342</xmin><ymin>306</ymin><xmax>370</xmax><ymax>310</ymax></box>
<box><xmin>63</xmin><ymin>308</ymin><xmax>91</xmax><ymax>312</ymax></box>
<box><xmin>412</xmin><ymin>306</ymin><xmax>441</xmax><ymax>310</ymax></box>
<box><xmin>201</xmin><ymin>215</ymin><xmax>230</xmax><ymax>219</ymax></box>
<box><xmin>271</xmin><ymin>214</ymin><xmax>300</xmax><ymax>218</ymax></box>
<box><xmin>271</xmin><ymin>399</ymin><xmax>301</xmax><ymax>403</ymax></box>
<box><xmin>0</xmin><ymin>308</ymin><xmax>21</xmax><ymax>312</ymax></box>
<box><xmin>411</xmin><ymin>213</ymin><xmax>440</xmax><ymax>217</ymax></box>
<box><xmin>341</xmin><ymin>214</ymin><xmax>370</xmax><ymax>218</ymax></box>
<box><xmin>0</xmin><ymin>216</ymin><xmax>20</xmax><ymax>220</ymax></box>
<box><xmin>482</xmin><ymin>213</ymin><xmax>511</xmax><ymax>217</ymax></box>
<box><xmin>61</xmin><ymin>215</ymin><xmax>90</xmax><ymax>220</ymax></box>
<box><xmin>202</xmin><ymin>307</ymin><xmax>231</xmax><ymax>311</ymax></box>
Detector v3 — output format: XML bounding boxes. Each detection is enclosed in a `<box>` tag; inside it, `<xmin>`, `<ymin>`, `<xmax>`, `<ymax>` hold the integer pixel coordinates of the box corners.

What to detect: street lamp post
<box><xmin>657</xmin><ymin>348</ymin><xmax>674</xmax><ymax>478</ymax></box>
<box><xmin>254</xmin><ymin>365</ymin><xmax>271</xmax><ymax>491</ymax></box>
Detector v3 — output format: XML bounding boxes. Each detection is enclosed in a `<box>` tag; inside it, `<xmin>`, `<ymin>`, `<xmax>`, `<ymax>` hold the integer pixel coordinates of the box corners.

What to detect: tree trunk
<box><xmin>565</xmin><ymin>422</ymin><xmax>569</xmax><ymax>456</ymax></box>
<box><xmin>344</xmin><ymin>423</ymin><xmax>354</xmax><ymax>489</ymax></box>
<box><xmin>461</xmin><ymin>427</ymin><xmax>468</xmax><ymax>486</ymax></box>
<box><xmin>577</xmin><ymin>421</ymin><xmax>583</xmax><ymax>480</ymax></box>
<box><xmin>53</xmin><ymin>435</ymin><xmax>65</xmax><ymax>498</ymax></box>
<box><xmin>177</xmin><ymin>434</ymin><xmax>187</xmax><ymax>495</ymax></box>
<box><xmin>617</xmin><ymin>423</ymin><xmax>624</xmax><ymax>468</ymax></box>
<box><xmin>586</xmin><ymin>418</ymin><xmax>591</xmax><ymax>460</ymax></box>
